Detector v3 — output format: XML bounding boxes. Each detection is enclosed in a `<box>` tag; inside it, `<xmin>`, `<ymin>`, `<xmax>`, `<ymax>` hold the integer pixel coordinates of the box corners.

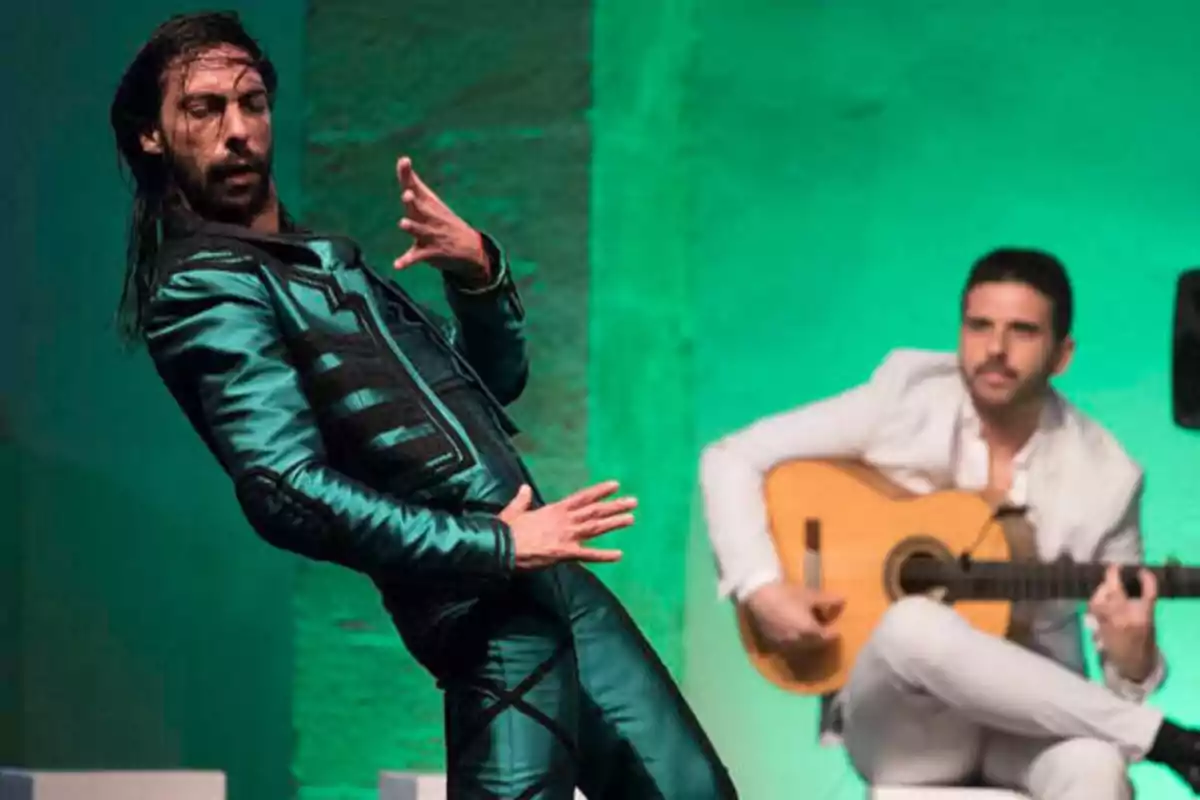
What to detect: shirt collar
<box><xmin>960</xmin><ymin>390</ymin><xmax>1063</xmax><ymax>467</ymax></box>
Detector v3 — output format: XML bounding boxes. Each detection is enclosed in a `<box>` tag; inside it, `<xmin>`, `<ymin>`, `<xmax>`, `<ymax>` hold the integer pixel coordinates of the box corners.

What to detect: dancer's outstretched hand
<box><xmin>392</xmin><ymin>155</ymin><xmax>490</xmax><ymax>286</ymax></box>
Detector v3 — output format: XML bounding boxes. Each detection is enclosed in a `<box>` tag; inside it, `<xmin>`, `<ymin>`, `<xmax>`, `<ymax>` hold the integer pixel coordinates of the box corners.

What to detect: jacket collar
<box><xmin>163</xmin><ymin>206</ymin><xmax>360</xmax><ymax>272</ymax></box>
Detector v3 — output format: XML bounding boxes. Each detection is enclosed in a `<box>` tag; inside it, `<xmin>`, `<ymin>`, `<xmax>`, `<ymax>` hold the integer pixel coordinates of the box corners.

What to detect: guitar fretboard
<box><xmin>901</xmin><ymin>559</ymin><xmax>1200</xmax><ymax>601</ymax></box>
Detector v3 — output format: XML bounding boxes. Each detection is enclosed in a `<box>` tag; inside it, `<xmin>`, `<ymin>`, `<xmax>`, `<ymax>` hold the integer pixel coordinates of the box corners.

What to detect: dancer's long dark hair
<box><xmin>109</xmin><ymin>11</ymin><xmax>279</xmax><ymax>346</ymax></box>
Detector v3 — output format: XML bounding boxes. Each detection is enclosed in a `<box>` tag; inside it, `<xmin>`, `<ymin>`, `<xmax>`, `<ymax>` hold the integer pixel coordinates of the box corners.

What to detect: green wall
<box><xmin>678</xmin><ymin>2</ymin><xmax>1200</xmax><ymax>798</ymax></box>
<box><xmin>8</xmin><ymin>1</ymin><xmax>1200</xmax><ymax>799</ymax></box>
<box><xmin>1</xmin><ymin>5</ymin><xmax>31</xmax><ymax>768</ymax></box>
<box><xmin>590</xmin><ymin>0</ymin><xmax>698</xmax><ymax>680</ymax></box>
<box><xmin>1</xmin><ymin>3</ymin><xmax>305</xmax><ymax>798</ymax></box>
<box><xmin>0</xmin><ymin>438</ymin><xmax>20</xmax><ymax>766</ymax></box>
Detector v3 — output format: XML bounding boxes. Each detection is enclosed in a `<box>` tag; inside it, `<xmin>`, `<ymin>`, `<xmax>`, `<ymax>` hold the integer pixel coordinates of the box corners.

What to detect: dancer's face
<box><xmin>139</xmin><ymin>43</ymin><xmax>274</xmax><ymax>224</ymax></box>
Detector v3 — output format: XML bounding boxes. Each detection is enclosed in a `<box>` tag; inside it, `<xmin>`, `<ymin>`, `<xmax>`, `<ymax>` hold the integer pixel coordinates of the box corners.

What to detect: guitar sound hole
<box><xmin>898</xmin><ymin>553</ymin><xmax>946</xmax><ymax>595</ymax></box>
<box><xmin>882</xmin><ymin>536</ymin><xmax>960</xmax><ymax>602</ymax></box>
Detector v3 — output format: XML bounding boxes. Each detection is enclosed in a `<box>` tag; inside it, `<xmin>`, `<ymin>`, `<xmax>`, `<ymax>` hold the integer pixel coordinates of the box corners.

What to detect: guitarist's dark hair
<box><xmin>963</xmin><ymin>248</ymin><xmax>1074</xmax><ymax>342</ymax></box>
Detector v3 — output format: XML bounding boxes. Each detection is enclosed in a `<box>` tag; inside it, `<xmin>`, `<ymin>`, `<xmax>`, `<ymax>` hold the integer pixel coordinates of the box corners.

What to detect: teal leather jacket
<box><xmin>145</xmin><ymin>218</ymin><xmax>541</xmax><ymax>664</ymax></box>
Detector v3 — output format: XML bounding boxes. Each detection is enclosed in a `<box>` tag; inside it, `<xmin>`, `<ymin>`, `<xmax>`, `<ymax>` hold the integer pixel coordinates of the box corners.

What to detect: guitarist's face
<box><xmin>958</xmin><ymin>281</ymin><xmax>1074</xmax><ymax>412</ymax></box>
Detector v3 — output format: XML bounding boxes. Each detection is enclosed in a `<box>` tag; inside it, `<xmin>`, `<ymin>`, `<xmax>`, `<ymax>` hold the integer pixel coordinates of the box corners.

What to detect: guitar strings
<box><xmin>956</xmin><ymin>504</ymin><xmax>1079</xmax><ymax>636</ymax></box>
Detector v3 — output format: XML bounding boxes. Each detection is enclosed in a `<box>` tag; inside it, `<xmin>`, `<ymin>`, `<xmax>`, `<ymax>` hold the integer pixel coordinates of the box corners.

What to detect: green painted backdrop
<box><xmin>677</xmin><ymin>2</ymin><xmax>1200</xmax><ymax>799</ymax></box>
<box><xmin>0</xmin><ymin>2</ymin><xmax>304</xmax><ymax>799</ymax></box>
<box><xmin>6</xmin><ymin>1</ymin><xmax>1200</xmax><ymax>799</ymax></box>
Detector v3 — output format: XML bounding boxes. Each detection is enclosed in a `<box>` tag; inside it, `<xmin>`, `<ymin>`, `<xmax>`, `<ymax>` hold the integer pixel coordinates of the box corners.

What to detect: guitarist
<box><xmin>700</xmin><ymin>247</ymin><xmax>1200</xmax><ymax>798</ymax></box>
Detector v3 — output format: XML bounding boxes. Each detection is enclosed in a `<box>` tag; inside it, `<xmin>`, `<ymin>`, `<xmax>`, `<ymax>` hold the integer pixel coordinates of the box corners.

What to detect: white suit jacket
<box><xmin>699</xmin><ymin>348</ymin><xmax>1166</xmax><ymax>703</ymax></box>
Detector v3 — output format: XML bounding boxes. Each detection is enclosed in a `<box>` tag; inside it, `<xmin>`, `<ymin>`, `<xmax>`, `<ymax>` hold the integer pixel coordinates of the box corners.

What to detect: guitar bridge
<box><xmin>804</xmin><ymin>518</ymin><xmax>821</xmax><ymax>591</ymax></box>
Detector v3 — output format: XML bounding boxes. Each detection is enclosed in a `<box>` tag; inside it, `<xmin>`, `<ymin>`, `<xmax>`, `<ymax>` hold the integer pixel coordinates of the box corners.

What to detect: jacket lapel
<box><xmin>862</xmin><ymin>366</ymin><xmax>964</xmax><ymax>493</ymax></box>
<box><xmin>1023</xmin><ymin>394</ymin><xmax>1075</xmax><ymax>560</ymax></box>
<box><xmin>925</xmin><ymin>380</ymin><xmax>969</xmax><ymax>490</ymax></box>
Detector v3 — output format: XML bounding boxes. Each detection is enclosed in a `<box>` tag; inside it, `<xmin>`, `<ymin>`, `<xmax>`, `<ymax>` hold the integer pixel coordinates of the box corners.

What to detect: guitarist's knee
<box><xmin>869</xmin><ymin>596</ymin><xmax>961</xmax><ymax>673</ymax></box>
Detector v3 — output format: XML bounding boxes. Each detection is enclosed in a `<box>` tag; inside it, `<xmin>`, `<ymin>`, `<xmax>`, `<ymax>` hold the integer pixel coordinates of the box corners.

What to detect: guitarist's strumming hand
<box><xmin>1088</xmin><ymin>564</ymin><xmax>1159</xmax><ymax>683</ymax></box>
<box><xmin>744</xmin><ymin>580</ymin><xmax>845</xmax><ymax>651</ymax></box>
<box><xmin>499</xmin><ymin>481</ymin><xmax>636</xmax><ymax>570</ymax></box>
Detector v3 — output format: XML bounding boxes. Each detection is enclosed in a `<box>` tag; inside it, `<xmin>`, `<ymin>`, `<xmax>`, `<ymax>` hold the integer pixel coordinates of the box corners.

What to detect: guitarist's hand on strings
<box><xmin>1088</xmin><ymin>564</ymin><xmax>1159</xmax><ymax>683</ymax></box>
<box><xmin>744</xmin><ymin>580</ymin><xmax>844</xmax><ymax>651</ymax></box>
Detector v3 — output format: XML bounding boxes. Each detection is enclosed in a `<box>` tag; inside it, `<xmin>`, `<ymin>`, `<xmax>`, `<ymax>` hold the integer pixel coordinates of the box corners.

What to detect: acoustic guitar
<box><xmin>736</xmin><ymin>459</ymin><xmax>1200</xmax><ymax>696</ymax></box>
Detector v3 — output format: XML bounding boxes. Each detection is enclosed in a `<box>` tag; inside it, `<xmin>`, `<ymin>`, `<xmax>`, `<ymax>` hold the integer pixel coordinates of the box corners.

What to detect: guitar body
<box><xmin>735</xmin><ymin>459</ymin><xmax>1013</xmax><ymax>696</ymax></box>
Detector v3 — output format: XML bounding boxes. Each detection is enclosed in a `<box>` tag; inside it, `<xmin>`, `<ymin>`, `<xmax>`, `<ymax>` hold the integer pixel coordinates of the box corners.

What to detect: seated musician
<box><xmin>699</xmin><ymin>248</ymin><xmax>1200</xmax><ymax>799</ymax></box>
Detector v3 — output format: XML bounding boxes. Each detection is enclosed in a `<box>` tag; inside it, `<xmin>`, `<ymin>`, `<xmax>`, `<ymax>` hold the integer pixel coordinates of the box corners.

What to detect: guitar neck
<box><xmin>907</xmin><ymin>560</ymin><xmax>1200</xmax><ymax>601</ymax></box>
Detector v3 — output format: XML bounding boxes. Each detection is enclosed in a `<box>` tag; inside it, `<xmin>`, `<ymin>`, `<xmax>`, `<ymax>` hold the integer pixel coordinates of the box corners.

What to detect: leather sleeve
<box><xmin>438</xmin><ymin>233</ymin><xmax>529</xmax><ymax>406</ymax></box>
<box><xmin>145</xmin><ymin>253</ymin><xmax>515</xmax><ymax>580</ymax></box>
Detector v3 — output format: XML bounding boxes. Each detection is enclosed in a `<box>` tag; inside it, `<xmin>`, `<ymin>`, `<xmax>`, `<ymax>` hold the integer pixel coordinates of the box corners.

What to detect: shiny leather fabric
<box><xmin>145</xmin><ymin>219</ymin><xmax>736</xmax><ymax>799</ymax></box>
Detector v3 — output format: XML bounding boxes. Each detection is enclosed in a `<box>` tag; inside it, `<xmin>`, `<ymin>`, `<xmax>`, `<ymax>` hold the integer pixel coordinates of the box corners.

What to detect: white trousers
<box><xmin>840</xmin><ymin>597</ymin><xmax>1164</xmax><ymax>800</ymax></box>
